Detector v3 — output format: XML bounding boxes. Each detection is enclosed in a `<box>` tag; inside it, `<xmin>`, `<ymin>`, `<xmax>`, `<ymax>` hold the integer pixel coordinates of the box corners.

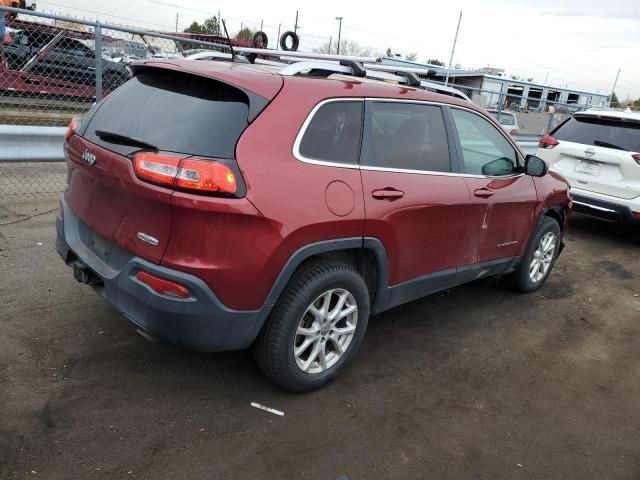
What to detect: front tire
<box><xmin>253</xmin><ymin>261</ymin><xmax>370</xmax><ymax>392</ymax></box>
<box><xmin>505</xmin><ymin>216</ymin><xmax>561</xmax><ymax>293</ymax></box>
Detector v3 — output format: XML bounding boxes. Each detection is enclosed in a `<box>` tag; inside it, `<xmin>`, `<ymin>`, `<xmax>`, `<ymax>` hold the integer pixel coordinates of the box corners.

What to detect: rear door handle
<box><xmin>372</xmin><ymin>188</ymin><xmax>405</xmax><ymax>201</ymax></box>
<box><xmin>474</xmin><ymin>188</ymin><xmax>495</xmax><ymax>198</ymax></box>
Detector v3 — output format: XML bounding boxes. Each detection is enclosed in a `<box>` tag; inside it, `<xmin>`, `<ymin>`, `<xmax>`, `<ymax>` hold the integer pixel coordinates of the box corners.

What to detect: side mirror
<box><xmin>481</xmin><ymin>157</ymin><xmax>516</xmax><ymax>176</ymax></box>
<box><xmin>525</xmin><ymin>155</ymin><xmax>548</xmax><ymax>177</ymax></box>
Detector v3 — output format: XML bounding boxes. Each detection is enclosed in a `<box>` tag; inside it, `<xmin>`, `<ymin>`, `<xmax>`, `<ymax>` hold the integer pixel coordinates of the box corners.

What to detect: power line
<box><xmin>36</xmin><ymin>0</ymin><xmax>176</xmax><ymax>29</ymax></box>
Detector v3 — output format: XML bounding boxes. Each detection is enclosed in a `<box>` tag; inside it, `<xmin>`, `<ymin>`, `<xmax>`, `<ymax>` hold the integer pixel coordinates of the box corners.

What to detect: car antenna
<box><xmin>221</xmin><ymin>19</ymin><xmax>237</xmax><ymax>62</ymax></box>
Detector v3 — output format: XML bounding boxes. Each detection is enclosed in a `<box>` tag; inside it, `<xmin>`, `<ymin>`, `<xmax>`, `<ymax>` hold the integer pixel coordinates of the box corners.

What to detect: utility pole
<box><xmin>544</xmin><ymin>72</ymin><xmax>549</xmax><ymax>85</ymax></box>
<box><xmin>175</xmin><ymin>12</ymin><xmax>179</xmax><ymax>32</ymax></box>
<box><xmin>294</xmin><ymin>10</ymin><xmax>299</xmax><ymax>34</ymax></box>
<box><xmin>277</xmin><ymin>23</ymin><xmax>281</xmax><ymax>43</ymax></box>
<box><xmin>260</xmin><ymin>20</ymin><xmax>263</xmax><ymax>32</ymax></box>
<box><xmin>328</xmin><ymin>36</ymin><xmax>332</xmax><ymax>54</ymax></box>
<box><xmin>444</xmin><ymin>10</ymin><xmax>462</xmax><ymax>87</ymax></box>
<box><xmin>335</xmin><ymin>16</ymin><xmax>343</xmax><ymax>55</ymax></box>
<box><xmin>608</xmin><ymin>68</ymin><xmax>621</xmax><ymax>107</ymax></box>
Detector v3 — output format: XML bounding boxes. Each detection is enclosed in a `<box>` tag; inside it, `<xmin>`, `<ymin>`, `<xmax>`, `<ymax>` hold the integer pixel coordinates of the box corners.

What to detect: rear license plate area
<box><xmin>88</xmin><ymin>229</ymin><xmax>113</xmax><ymax>263</ymax></box>
<box><xmin>574</xmin><ymin>159</ymin><xmax>602</xmax><ymax>176</ymax></box>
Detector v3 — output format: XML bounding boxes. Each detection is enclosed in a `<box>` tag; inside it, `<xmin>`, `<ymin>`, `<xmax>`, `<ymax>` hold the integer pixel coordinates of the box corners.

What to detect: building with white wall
<box><xmin>381</xmin><ymin>58</ymin><xmax>609</xmax><ymax>111</ymax></box>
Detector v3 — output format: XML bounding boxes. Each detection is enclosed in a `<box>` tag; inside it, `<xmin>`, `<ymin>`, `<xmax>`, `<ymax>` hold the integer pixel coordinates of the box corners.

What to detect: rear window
<box><xmin>553</xmin><ymin>116</ymin><xmax>640</xmax><ymax>152</ymax></box>
<box><xmin>83</xmin><ymin>70</ymin><xmax>250</xmax><ymax>158</ymax></box>
<box><xmin>298</xmin><ymin>101</ymin><xmax>363</xmax><ymax>164</ymax></box>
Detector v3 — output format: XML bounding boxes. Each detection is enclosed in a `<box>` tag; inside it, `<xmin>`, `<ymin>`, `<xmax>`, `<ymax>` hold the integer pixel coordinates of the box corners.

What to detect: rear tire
<box><xmin>505</xmin><ymin>216</ymin><xmax>561</xmax><ymax>293</ymax></box>
<box><xmin>253</xmin><ymin>261</ymin><xmax>370</xmax><ymax>392</ymax></box>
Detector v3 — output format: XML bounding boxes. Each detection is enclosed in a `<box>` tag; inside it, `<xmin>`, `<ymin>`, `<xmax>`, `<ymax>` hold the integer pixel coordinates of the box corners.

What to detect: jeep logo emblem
<box><xmin>82</xmin><ymin>150</ymin><xmax>97</xmax><ymax>166</ymax></box>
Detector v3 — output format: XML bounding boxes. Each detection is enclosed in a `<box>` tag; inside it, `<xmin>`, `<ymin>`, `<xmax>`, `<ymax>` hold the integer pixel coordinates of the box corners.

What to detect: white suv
<box><xmin>537</xmin><ymin>110</ymin><xmax>640</xmax><ymax>229</ymax></box>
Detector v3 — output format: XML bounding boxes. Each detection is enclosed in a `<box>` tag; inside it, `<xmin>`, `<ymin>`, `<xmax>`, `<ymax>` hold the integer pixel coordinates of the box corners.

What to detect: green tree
<box><xmin>203</xmin><ymin>16</ymin><xmax>221</xmax><ymax>36</ymax></box>
<box><xmin>426</xmin><ymin>58</ymin><xmax>445</xmax><ymax>66</ymax></box>
<box><xmin>184</xmin><ymin>21</ymin><xmax>205</xmax><ymax>34</ymax></box>
<box><xmin>184</xmin><ymin>17</ymin><xmax>221</xmax><ymax>35</ymax></box>
<box><xmin>235</xmin><ymin>26</ymin><xmax>253</xmax><ymax>42</ymax></box>
<box><xmin>610</xmin><ymin>91</ymin><xmax>619</xmax><ymax>106</ymax></box>
<box><xmin>633</xmin><ymin>98</ymin><xmax>640</xmax><ymax>108</ymax></box>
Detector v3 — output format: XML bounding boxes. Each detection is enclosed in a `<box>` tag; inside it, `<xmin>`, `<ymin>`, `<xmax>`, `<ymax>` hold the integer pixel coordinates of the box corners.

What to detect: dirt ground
<box><xmin>1</xmin><ymin>200</ymin><xmax>640</xmax><ymax>480</ymax></box>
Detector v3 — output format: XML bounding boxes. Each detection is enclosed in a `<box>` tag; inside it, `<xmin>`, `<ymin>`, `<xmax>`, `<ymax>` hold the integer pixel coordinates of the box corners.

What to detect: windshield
<box><xmin>553</xmin><ymin>116</ymin><xmax>640</xmax><ymax>151</ymax></box>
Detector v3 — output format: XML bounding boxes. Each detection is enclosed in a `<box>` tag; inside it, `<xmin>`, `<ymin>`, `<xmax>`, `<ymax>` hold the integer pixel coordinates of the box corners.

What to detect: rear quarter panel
<box><xmin>233</xmin><ymin>79</ymin><xmax>367</xmax><ymax>309</ymax></box>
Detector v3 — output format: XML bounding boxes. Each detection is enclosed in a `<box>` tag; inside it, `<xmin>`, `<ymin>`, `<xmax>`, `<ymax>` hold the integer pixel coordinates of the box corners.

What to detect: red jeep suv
<box><xmin>56</xmin><ymin>59</ymin><xmax>571</xmax><ymax>392</ymax></box>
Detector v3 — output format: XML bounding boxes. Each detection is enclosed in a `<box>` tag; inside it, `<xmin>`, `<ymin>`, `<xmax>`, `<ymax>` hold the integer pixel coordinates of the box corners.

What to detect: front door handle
<box><xmin>474</xmin><ymin>188</ymin><xmax>495</xmax><ymax>198</ymax></box>
<box><xmin>372</xmin><ymin>188</ymin><xmax>405</xmax><ymax>201</ymax></box>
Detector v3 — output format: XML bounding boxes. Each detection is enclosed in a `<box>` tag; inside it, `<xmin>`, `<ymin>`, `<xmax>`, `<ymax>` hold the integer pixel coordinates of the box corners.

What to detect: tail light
<box><xmin>64</xmin><ymin>117</ymin><xmax>80</xmax><ymax>143</ymax></box>
<box><xmin>539</xmin><ymin>134</ymin><xmax>559</xmax><ymax>149</ymax></box>
<box><xmin>632</xmin><ymin>153</ymin><xmax>640</xmax><ymax>166</ymax></box>
<box><xmin>133</xmin><ymin>152</ymin><xmax>239</xmax><ymax>195</ymax></box>
<box><xmin>135</xmin><ymin>271</ymin><xmax>190</xmax><ymax>298</ymax></box>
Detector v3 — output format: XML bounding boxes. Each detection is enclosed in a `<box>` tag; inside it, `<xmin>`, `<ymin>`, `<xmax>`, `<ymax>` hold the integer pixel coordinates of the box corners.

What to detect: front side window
<box><xmin>452</xmin><ymin>109</ymin><xmax>518</xmax><ymax>176</ymax></box>
<box><xmin>363</xmin><ymin>102</ymin><xmax>451</xmax><ymax>172</ymax></box>
<box><xmin>298</xmin><ymin>101</ymin><xmax>363</xmax><ymax>164</ymax></box>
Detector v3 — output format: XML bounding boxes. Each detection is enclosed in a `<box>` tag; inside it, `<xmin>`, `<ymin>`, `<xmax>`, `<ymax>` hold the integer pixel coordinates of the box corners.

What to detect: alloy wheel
<box><xmin>529</xmin><ymin>231</ymin><xmax>557</xmax><ymax>283</ymax></box>
<box><xmin>293</xmin><ymin>289</ymin><xmax>358</xmax><ymax>374</ymax></box>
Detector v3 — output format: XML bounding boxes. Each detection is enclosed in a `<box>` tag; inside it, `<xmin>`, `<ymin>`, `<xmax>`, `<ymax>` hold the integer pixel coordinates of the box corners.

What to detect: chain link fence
<box><xmin>0</xmin><ymin>7</ymin><xmax>240</xmax><ymax>206</ymax></box>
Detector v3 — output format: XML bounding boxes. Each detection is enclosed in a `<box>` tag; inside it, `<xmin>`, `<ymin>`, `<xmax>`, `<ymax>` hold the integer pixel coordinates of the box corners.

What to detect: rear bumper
<box><xmin>570</xmin><ymin>192</ymin><xmax>640</xmax><ymax>225</ymax></box>
<box><xmin>55</xmin><ymin>200</ymin><xmax>270</xmax><ymax>352</ymax></box>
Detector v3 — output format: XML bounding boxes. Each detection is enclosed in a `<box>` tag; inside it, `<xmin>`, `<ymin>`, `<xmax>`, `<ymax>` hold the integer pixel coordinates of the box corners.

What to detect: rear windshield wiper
<box><xmin>94</xmin><ymin>129</ymin><xmax>158</xmax><ymax>150</ymax></box>
<box><xmin>593</xmin><ymin>140</ymin><xmax>627</xmax><ymax>151</ymax></box>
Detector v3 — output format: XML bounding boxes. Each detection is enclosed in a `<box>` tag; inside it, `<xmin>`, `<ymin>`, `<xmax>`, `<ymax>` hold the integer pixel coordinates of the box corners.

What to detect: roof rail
<box><xmin>279</xmin><ymin>61</ymin><xmax>352</xmax><ymax>77</ymax></box>
<box><xmin>276</xmin><ymin>58</ymin><xmax>471</xmax><ymax>101</ymax></box>
<box><xmin>221</xmin><ymin>46</ymin><xmax>383</xmax><ymax>64</ymax></box>
<box><xmin>184</xmin><ymin>45</ymin><xmax>471</xmax><ymax>101</ymax></box>
<box><xmin>363</xmin><ymin>63</ymin><xmax>439</xmax><ymax>78</ymax></box>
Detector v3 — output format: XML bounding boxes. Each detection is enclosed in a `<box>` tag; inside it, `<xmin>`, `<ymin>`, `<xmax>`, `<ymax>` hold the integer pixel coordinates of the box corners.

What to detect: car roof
<box><xmin>575</xmin><ymin>109</ymin><xmax>640</xmax><ymax>122</ymax></box>
<box><xmin>134</xmin><ymin>59</ymin><xmax>481</xmax><ymax>111</ymax></box>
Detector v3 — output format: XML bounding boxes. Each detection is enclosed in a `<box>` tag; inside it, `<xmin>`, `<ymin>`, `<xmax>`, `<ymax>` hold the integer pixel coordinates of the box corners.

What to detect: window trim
<box><xmin>292</xmin><ymin>97</ymin><xmax>365</xmax><ymax>170</ymax></box>
<box><xmin>292</xmin><ymin>97</ymin><xmax>526</xmax><ymax>179</ymax></box>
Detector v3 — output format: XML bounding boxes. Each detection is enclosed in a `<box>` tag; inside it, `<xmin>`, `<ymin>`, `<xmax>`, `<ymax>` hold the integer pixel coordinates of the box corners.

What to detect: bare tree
<box><xmin>405</xmin><ymin>52</ymin><xmax>418</xmax><ymax>61</ymax></box>
<box><xmin>312</xmin><ymin>39</ymin><xmax>381</xmax><ymax>57</ymax></box>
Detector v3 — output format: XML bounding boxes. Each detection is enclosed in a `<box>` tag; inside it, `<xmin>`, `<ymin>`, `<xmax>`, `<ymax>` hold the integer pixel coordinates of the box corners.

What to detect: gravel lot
<box><xmin>1</xmin><ymin>201</ymin><xmax>639</xmax><ymax>480</ymax></box>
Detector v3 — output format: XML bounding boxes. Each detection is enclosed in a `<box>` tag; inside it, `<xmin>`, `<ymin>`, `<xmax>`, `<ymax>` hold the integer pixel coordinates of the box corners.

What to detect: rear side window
<box><xmin>363</xmin><ymin>102</ymin><xmax>451</xmax><ymax>172</ymax></box>
<box><xmin>553</xmin><ymin>116</ymin><xmax>640</xmax><ymax>152</ymax></box>
<box><xmin>298</xmin><ymin>101</ymin><xmax>363</xmax><ymax>164</ymax></box>
<box><xmin>83</xmin><ymin>70</ymin><xmax>250</xmax><ymax>158</ymax></box>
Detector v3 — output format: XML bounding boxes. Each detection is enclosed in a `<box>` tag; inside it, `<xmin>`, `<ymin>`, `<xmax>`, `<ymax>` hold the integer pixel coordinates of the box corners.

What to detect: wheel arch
<box><xmin>543</xmin><ymin>206</ymin><xmax>567</xmax><ymax>231</ymax></box>
<box><xmin>262</xmin><ymin>237</ymin><xmax>390</xmax><ymax>312</ymax></box>
<box><xmin>521</xmin><ymin>205</ymin><xmax>568</xmax><ymax>263</ymax></box>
